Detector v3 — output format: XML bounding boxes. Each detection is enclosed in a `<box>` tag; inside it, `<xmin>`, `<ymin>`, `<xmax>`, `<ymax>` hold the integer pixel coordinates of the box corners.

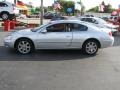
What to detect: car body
<box><xmin>109</xmin><ymin>16</ymin><xmax>118</xmax><ymax>22</ymax></box>
<box><xmin>100</xmin><ymin>16</ymin><xmax>109</xmax><ymax>21</ymax></box>
<box><xmin>44</xmin><ymin>12</ymin><xmax>61</xmax><ymax>19</ymax></box>
<box><xmin>0</xmin><ymin>1</ymin><xmax>19</xmax><ymax>20</ymax></box>
<box><xmin>83</xmin><ymin>15</ymin><xmax>94</xmax><ymax>17</ymax></box>
<box><xmin>79</xmin><ymin>17</ymin><xmax>118</xmax><ymax>34</ymax></box>
<box><xmin>4</xmin><ymin>20</ymin><xmax>114</xmax><ymax>55</ymax></box>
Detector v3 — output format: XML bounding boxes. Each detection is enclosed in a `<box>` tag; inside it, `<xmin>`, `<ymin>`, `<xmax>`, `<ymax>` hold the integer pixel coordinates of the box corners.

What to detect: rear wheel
<box><xmin>83</xmin><ymin>40</ymin><xmax>99</xmax><ymax>55</ymax></box>
<box><xmin>15</xmin><ymin>39</ymin><xmax>34</xmax><ymax>54</ymax></box>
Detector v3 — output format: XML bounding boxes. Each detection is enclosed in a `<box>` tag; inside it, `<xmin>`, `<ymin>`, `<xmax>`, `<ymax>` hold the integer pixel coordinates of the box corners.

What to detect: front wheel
<box><xmin>83</xmin><ymin>40</ymin><xmax>99</xmax><ymax>55</ymax></box>
<box><xmin>1</xmin><ymin>13</ymin><xmax>9</xmax><ymax>20</ymax></box>
<box><xmin>15</xmin><ymin>39</ymin><xmax>34</xmax><ymax>54</ymax></box>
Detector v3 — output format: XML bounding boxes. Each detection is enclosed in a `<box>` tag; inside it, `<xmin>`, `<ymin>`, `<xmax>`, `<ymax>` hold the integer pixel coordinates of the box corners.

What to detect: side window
<box><xmin>46</xmin><ymin>23</ymin><xmax>68</xmax><ymax>32</ymax></box>
<box><xmin>80</xmin><ymin>18</ymin><xmax>86</xmax><ymax>21</ymax></box>
<box><xmin>71</xmin><ymin>23</ymin><xmax>88</xmax><ymax>31</ymax></box>
<box><xmin>0</xmin><ymin>3</ymin><xmax>8</xmax><ymax>7</ymax></box>
<box><xmin>86</xmin><ymin>18</ymin><xmax>96</xmax><ymax>23</ymax></box>
<box><xmin>86</xmin><ymin>18</ymin><xmax>92</xmax><ymax>22</ymax></box>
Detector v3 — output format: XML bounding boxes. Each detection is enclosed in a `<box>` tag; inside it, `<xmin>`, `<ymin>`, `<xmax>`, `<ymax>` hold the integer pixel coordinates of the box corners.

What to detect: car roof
<box><xmin>49</xmin><ymin>20</ymin><xmax>99</xmax><ymax>29</ymax></box>
<box><xmin>80</xmin><ymin>17</ymin><xmax>99</xmax><ymax>19</ymax></box>
<box><xmin>49</xmin><ymin>20</ymin><xmax>84</xmax><ymax>24</ymax></box>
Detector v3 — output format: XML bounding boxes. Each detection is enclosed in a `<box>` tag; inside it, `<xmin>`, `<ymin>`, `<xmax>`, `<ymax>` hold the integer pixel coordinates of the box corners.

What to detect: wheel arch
<box><xmin>82</xmin><ymin>38</ymin><xmax>101</xmax><ymax>48</ymax></box>
<box><xmin>0</xmin><ymin>11</ymin><xmax>9</xmax><ymax>16</ymax></box>
<box><xmin>14</xmin><ymin>37</ymin><xmax>35</xmax><ymax>49</ymax></box>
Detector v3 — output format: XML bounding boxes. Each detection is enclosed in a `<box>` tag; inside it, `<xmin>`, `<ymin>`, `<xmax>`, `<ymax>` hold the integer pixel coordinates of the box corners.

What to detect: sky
<box><xmin>1</xmin><ymin>0</ymin><xmax>120</xmax><ymax>10</ymax></box>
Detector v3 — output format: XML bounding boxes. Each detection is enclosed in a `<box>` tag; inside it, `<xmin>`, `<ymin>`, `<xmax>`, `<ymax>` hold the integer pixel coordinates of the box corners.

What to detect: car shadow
<box><xmin>0</xmin><ymin>46</ymin><xmax>97</xmax><ymax>61</ymax></box>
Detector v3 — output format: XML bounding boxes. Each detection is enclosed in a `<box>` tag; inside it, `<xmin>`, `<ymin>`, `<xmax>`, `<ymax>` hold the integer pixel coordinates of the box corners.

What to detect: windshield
<box><xmin>31</xmin><ymin>24</ymin><xmax>48</xmax><ymax>32</ymax></box>
<box><xmin>97</xmin><ymin>18</ymin><xmax>107</xmax><ymax>24</ymax></box>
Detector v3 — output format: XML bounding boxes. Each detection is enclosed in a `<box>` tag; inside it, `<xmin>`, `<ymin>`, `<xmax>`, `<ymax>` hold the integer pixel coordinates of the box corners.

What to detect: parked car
<box><xmin>4</xmin><ymin>20</ymin><xmax>114</xmax><ymax>55</ymax></box>
<box><xmin>79</xmin><ymin>17</ymin><xmax>118</xmax><ymax>35</ymax></box>
<box><xmin>44</xmin><ymin>12</ymin><xmax>60</xmax><ymax>19</ymax></box>
<box><xmin>83</xmin><ymin>15</ymin><xmax>94</xmax><ymax>17</ymax></box>
<box><xmin>51</xmin><ymin>16</ymin><xmax>67</xmax><ymax>21</ymax></box>
<box><xmin>109</xmin><ymin>16</ymin><xmax>118</xmax><ymax>22</ymax></box>
<box><xmin>100</xmin><ymin>16</ymin><xmax>109</xmax><ymax>21</ymax></box>
<box><xmin>0</xmin><ymin>1</ymin><xmax>19</xmax><ymax>20</ymax></box>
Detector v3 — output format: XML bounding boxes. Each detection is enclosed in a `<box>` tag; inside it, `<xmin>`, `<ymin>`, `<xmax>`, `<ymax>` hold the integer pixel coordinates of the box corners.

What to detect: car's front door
<box><xmin>37</xmin><ymin>23</ymin><xmax>72</xmax><ymax>49</ymax></box>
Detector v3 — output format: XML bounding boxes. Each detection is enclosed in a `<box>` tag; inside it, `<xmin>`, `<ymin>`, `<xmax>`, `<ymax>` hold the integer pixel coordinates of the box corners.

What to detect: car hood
<box><xmin>14</xmin><ymin>29</ymin><xmax>33</xmax><ymax>35</ymax></box>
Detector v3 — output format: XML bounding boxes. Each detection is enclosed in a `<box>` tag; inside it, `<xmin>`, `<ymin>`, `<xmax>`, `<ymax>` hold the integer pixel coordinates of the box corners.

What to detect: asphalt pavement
<box><xmin>0</xmin><ymin>31</ymin><xmax>120</xmax><ymax>90</ymax></box>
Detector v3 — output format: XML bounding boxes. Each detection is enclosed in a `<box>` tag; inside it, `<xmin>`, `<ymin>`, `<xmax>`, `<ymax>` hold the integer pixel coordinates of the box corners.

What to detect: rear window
<box><xmin>0</xmin><ymin>2</ymin><xmax>8</xmax><ymax>7</ymax></box>
<box><xmin>80</xmin><ymin>18</ymin><xmax>86</xmax><ymax>21</ymax></box>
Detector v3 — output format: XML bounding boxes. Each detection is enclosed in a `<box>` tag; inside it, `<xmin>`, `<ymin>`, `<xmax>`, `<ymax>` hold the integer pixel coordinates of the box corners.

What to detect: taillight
<box><xmin>109</xmin><ymin>32</ymin><xmax>112</xmax><ymax>37</ymax></box>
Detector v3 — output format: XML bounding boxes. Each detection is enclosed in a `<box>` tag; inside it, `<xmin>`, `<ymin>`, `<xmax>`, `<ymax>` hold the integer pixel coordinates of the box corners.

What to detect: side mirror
<box><xmin>41</xmin><ymin>29</ymin><xmax>47</xmax><ymax>34</ymax></box>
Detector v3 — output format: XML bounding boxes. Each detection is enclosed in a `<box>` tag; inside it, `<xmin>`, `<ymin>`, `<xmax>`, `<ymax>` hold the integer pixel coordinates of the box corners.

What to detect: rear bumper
<box><xmin>101</xmin><ymin>37</ymin><xmax>114</xmax><ymax>48</ymax></box>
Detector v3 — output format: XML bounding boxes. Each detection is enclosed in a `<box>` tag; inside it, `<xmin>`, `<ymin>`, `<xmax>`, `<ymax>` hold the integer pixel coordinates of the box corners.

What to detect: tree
<box><xmin>58</xmin><ymin>0</ymin><xmax>75</xmax><ymax>15</ymax></box>
<box><xmin>104</xmin><ymin>4</ymin><xmax>115</xmax><ymax>13</ymax></box>
<box><xmin>35</xmin><ymin>7</ymin><xmax>40</xmax><ymax>13</ymax></box>
<box><xmin>77</xmin><ymin>1</ymin><xmax>85</xmax><ymax>15</ymax></box>
<box><xmin>87</xmin><ymin>6</ymin><xmax>99</xmax><ymax>12</ymax></box>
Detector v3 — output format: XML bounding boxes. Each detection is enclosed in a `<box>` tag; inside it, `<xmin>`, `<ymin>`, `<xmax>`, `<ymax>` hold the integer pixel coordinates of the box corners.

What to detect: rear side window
<box><xmin>86</xmin><ymin>18</ymin><xmax>95</xmax><ymax>23</ymax></box>
<box><xmin>0</xmin><ymin>2</ymin><xmax>8</xmax><ymax>7</ymax></box>
<box><xmin>71</xmin><ymin>23</ymin><xmax>88</xmax><ymax>31</ymax></box>
<box><xmin>80</xmin><ymin>18</ymin><xmax>86</xmax><ymax>21</ymax></box>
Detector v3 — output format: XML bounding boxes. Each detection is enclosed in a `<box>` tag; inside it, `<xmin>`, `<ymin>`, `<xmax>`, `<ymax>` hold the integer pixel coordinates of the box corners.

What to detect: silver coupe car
<box><xmin>4</xmin><ymin>20</ymin><xmax>114</xmax><ymax>55</ymax></box>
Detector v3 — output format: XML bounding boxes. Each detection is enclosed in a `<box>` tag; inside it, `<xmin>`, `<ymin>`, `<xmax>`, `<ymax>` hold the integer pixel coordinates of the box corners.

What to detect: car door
<box><xmin>37</xmin><ymin>23</ymin><xmax>72</xmax><ymax>49</ymax></box>
<box><xmin>70</xmin><ymin>23</ymin><xmax>88</xmax><ymax>48</ymax></box>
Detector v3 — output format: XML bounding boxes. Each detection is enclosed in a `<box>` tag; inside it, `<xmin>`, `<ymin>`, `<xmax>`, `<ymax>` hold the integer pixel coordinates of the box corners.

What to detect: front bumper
<box><xmin>4</xmin><ymin>41</ymin><xmax>14</xmax><ymax>48</ymax></box>
<box><xmin>4</xmin><ymin>37</ymin><xmax>15</xmax><ymax>48</ymax></box>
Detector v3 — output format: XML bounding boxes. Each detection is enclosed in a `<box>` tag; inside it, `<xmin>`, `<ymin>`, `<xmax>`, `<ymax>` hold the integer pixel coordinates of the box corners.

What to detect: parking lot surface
<box><xmin>0</xmin><ymin>32</ymin><xmax>120</xmax><ymax>90</ymax></box>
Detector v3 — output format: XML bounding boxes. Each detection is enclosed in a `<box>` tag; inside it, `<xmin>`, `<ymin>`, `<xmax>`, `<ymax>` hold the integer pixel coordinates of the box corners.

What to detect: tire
<box><xmin>83</xmin><ymin>40</ymin><xmax>99</xmax><ymax>55</ymax></box>
<box><xmin>1</xmin><ymin>13</ymin><xmax>9</xmax><ymax>20</ymax></box>
<box><xmin>9</xmin><ymin>15</ymin><xmax>15</xmax><ymax>20</ymax></box>
<box><xmin>15</xmin><ymin>39</ymin><xmax>34</xmax><ymax>54</ymax></box>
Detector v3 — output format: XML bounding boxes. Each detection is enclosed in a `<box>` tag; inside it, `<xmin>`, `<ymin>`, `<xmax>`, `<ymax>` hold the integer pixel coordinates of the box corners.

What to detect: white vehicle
<box><xmin>4</xmin><ymin>20</ymin><xmax>114</xmax><ymax>55</ymax></box>
<box><xmin>79</xmin><ymin>17</ymin><xmax>118</xmax><ymax>35</ymax></box>
<box><xmin>0</xmin><ymin>1</ymin><xmax>19</xmax><ymax>20</ymax></box>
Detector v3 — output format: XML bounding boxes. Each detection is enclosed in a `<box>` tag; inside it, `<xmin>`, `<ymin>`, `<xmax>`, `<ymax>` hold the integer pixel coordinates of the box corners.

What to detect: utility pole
<box><xmin>40</xmin><ymin>0</ymin><xmax>43</xmax><ymax>25</ymax></box>
<box><xmin>80</xmin><ymin>0</ymin><xmax>82</xmax><ymax>16</ymax></box>
<box><xmin>77</xmin><ymin>0</ymin><xmax>82</xmax><ymax>16</ymax></box>
<box><xmin>14</xmin><ymin>0</ymin><xmax>17</xmax><ymax>4</ymax></box>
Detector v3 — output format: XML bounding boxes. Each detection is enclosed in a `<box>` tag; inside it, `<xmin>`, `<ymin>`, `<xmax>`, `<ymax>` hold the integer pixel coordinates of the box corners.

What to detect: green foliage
<box><xmin>47</xmin><ymin>6</ymin><xmax>53</xmax><ymax>11</ymax></box>
<box><xmin>35</xmin><ymin>7</ymin><xmax>40</xmax><ymax>13</ymax></box>
<box><xmin>30</xmin><ymin>8</ymin><xmax>35</xmax><ymax>14</ymax></box>
<box><xmin>87</xmin><ymin>1</ymin><xmax>115</xmax><ymax>13</ymax></box>
<box><xmin>104</xmin><ymin>4</ymin><xmax>115</xmax><ymax>13</ymax></box>
<box><xmin>58</xmin><ymin>0</ymin><xmax>75</xmax><ymax>15</ymax></box>
<box><xmin>87</xmin><ymin>6</ymin><xmax>99</xmax><ymax>12</ymax></box>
